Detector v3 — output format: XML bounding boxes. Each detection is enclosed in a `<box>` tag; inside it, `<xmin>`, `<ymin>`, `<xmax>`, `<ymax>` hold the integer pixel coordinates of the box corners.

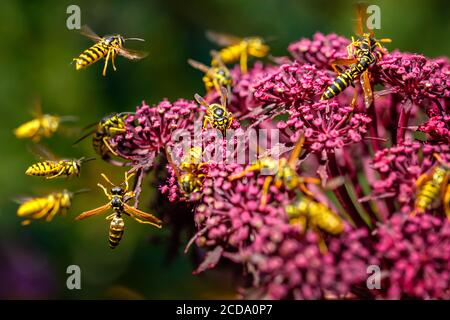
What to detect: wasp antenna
<box><xmin>73</xmin><ymin>188</ymin><xmax>91</xmax><ymax>195</ymax></box>
<box><xmin>125</xmin><ymin>37</ymin><xmax>145</xmax><ymax>41</ymax></box>
<box><xmin>80</xmin><ymin>157</ymin><xmax>96</xmax><ymax>163</ymax></box>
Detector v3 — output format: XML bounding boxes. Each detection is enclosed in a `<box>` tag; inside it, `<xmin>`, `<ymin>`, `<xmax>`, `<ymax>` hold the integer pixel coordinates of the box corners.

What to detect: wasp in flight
<box><xmin>321</xmin><ymin>4</ymin><xmax>391</xmax><ymax>109</ymax></box>
<box><xmin>166</xmin><ymin>146</ymin><xmax>208</xmax><ymax>199</ymax></box>
<box><xmin>74</xmin><ymin>112</ymin><xmax>130</xmax><ymax>166</ymax></box>
<box><xmin>73</xmin><ymin>25</ymin><xmax>148</xmax><ymax>76</ymax></box>
<box><xmin>75</xmin><ymin>172</ymin><xmax>162</xmax><ymax>249</ymax></box>
<box><xmin>188</xmin><ymin>54</ymin><xmax>232</xmax><ymax>97</ymax></box>
<box><xmin>206</xmin><ymin>31</ymin><xmax>269</xmax><ymax>73</ymax></box>
<box><xmin>25</xmin><ymin>144</ymin><xmax>95</xmax><ymax>179</ymax></box>
<box><xmin>16</xmin><ymin>189</ymin><xmax>87</xmax><ymax>226</ymax></box>
<box><xmin>195</xmin><ymin>87</ymin><xmax>234</xmax><ymax>135</ymax></box>
<box><xmin>229</xmin><ymin>134</ymin><xmax>321</xmax><ymax>207</ymax></box>
<box><xmin>413</xmin><ymin>153</ymin><xmax>450</xmax><ymax>218</ymax></box>
<box><xmin>14</xmin><ymin>99</ymin><xmax>76</xmax><ymax>143</ymax></box>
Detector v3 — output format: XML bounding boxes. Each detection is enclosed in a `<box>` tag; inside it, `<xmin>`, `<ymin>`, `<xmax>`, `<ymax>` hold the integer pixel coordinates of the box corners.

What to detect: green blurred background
<box><xmin>0</xmin><ymin>0</ymin><xmax>448</xmax><ymax>299</ymax></box>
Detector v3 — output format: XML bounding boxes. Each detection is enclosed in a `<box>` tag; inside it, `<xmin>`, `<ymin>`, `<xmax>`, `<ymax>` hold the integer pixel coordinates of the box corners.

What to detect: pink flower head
<box><xmin>374</xmin><ymin>213</ymin><xmax>450</xmax><ymax>299</ymax></box>
<box><xmin>418</xmin><ymin>115</ymin><xmax>450</xmax><ymax>143</ymax></box>
<box><xmin>253</xmin><ymin>62</ymin><xmax>332</xmax><ymax>108</ymax></box>
<box><xmin>288</xmin><ymin>33</ymin><xmax>350</xmax><ymax>71</ymax></box>
<box><xmin>278</xmin><ymin>100</ymin><xmax>372</xmax><ymax>154</ymax></box>
<box><xmin>243</xmin><ymin>226</ymin><xmax>376</xmax><ymax>299</ymax></box>
<box><xmin>377</xmin><ymin>52</ymin><xmax>450</xmax><ymax>105</ymax></box>
<box><xmin>192</xmin><ymin>163</ymin><xmax>288</xmax><ymax>259</ymax></box>
<box><xmin>112</xmin><ymin>99</ymin><xmax>201</xmax><ymax>166</ymax></box>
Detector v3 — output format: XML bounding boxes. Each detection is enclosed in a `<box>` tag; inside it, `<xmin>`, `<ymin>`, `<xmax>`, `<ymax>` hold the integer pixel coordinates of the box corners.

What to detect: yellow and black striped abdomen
<box><xmin>74</xmin><ymin>42</ymin><xmax>109</xmax><ymax>70</ymax></box>
<box><xmin>321</xmin><ymin>70</ymin><xmax>355</xmax><ymax>100</ymax></box>
<box><xmin>25</xmin><ymin>161</ymin><xmax>61</xmax><ymax>177</ymax></box>
<box><xmin>109</xmin><ymin>215</ymin><xmax>125</xmax><ymax>249</ymax></box>
<box><xmin>17</xmin><ymin>197</ymin><xmax>49</xmax><ymax>217</ymax></box>
<box><xmin>415</xmin><ymin>180</ymin><xmax>442</xmax><ymax>211</ymax></box>
<box><xmin>212</xmin><ymin>44</ymin><xmax>242</xmax><ymax>65</ymax></box>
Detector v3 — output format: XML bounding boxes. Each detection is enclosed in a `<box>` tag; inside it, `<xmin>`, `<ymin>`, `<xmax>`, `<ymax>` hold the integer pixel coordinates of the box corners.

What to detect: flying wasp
<box><xmin>413</xmin><ymin>153</ymin><xmax>450</xmax><ymax>218</ymax></box>
<box><xmin>321</xmin><ymin>4</ymin><xmax>391</xmax><ymax>109</ymax></box>
<box><xmin>188</xmin><ymin>54</ymin><xmax>232</xmax><ymax>97</ymax></box>
<box><xmin>195</xmin><ymin>86</ymin><xmax>234</xmax><ymax>135</ymax></box>
<box><xmin>206</xmin><ymin>31</ymin><xmax>269</xmax><ymax>73</ymax></box>
<box><xmin>16</xmin><ymin>189</ymin><xmax>87</xmax><ymax>226</ymax></box>
<box><xmin>75</xmin><ymin>172</ymin><xmax>162</xmax><ymax>249</ymax></box>
<box><xmin>228</xmin><ymin>134</ymin><xmax>321</xmax><ymax>207</ymax></box>
<box><xmin>166</xmin><ymin>146</ymin><xmax>208</xmax><ymax>198</ymax></box>
<box><xmin>73</xmin><ymin>25</ymin><xmax>148</xmax><ymax>76</ymax></box>
<box><xmin>25</xmin><ymin>144</ymin><xmax>95</xmax><ymax>179</ymax></box>
<box><xmin>14</xmin><ymin>99</ymin><xmax>77</xmax><ymax>143</ymax></box>
<box><xmin>74</xmin><ymin>112</ymin><xmax>130</xmax><ymax>166</ymax></box>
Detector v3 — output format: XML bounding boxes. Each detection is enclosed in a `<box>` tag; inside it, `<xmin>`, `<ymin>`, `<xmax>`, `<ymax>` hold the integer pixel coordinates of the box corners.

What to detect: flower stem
<box><xmin>396</xmin><ymin>99</ymin><xmax>412</xmax><ymax>144</ymax></box>
<box><xmin>327</xmin><ymin>153</ymin><xmax>368</xmax><ymax>228</ymax></box>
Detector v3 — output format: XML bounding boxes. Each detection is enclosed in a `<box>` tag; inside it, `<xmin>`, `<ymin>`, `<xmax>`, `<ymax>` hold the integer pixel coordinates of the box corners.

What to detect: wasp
<box><xmin>166</xmin><ymin>146</ymin><xmax>208</xmax><ymax>198</ymax></box>
<box><xmin>74</xmin><ymin>112</ymin><xmax>130</xmax><ymax>165</ymax></box>
<box><xmin>188</xmin><ymin>54</ymin><xmax>232</xmax><ymax>97</ymax></box>
<box><xmin>229</xmin><ymin>134</ymin><xmax>321</xmax><ymax>207</ymax></box>
<box><xmin>14</xmin><ymin>99</ymin><xmax>76</xmax><ymax>143</ymax></box>
<box><xmin>73</xmin><ymin>25</ymin><xmax>148</xmax><ymax>76</ymax></box>
<box><xmin>195</xmin><ymin>87</ymin><xmax>234</xmax><ymax>135</ymax></box>
<box><xmin>16</xmin><ymin>189</ymin><xmax>87</xmax><ymax>226</ymax></box>
<box><xmin>206</xmin><ymin>31</ymin><xmax>269</xmax><ymax>73</ymax></box>
<box><xmin>321</xmin><ymin>4</ymin><xmax>391</xmax><ymax>108</ymax></box>
<box><xmin>25</xmin><ymin>144</ymin><xmax>95</xmax><ymax>179</ymax></box>
<box><xmin>413</xmin><ymin>153</ymin><xmax>450</xmax><ymax>218</ymax></box>
<box><xmin>75</xmin><ymin>172</ymin><xmax>162</xmax><ymax>249</ymax></box>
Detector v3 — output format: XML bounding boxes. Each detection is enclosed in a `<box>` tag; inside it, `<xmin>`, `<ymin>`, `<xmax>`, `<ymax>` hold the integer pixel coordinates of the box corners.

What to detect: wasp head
<box><xmin>111</xmin><ymin>186</ymin><xmax>123</xmax><ymax>195</ymax></box>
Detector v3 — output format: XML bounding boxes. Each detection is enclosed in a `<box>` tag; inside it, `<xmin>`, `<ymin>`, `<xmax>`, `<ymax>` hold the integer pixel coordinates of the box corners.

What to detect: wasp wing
<box><xmin>206</xmin><ymin>31</ymin><xmax>242</xmax><ymax>46</ymax></box>
<box><xmin>79</xmin><ymin>25</ymin><xmax>102</xmax><ymax>42</ymax></box>
<box><xmin>75</xmin><ymin>203</ymin><xmax>111</xmax><ymax>220</ymax></box>
<box><xmin>117</xmin><ymin>47</ymin><xmax>148</xmax><ymax>60</ymax></box>
<box><xmin>123</xmin><ymin>203</ymin><xmax>162</xmax><ymax>228</ymax></box>
<box><xmin>187</xmin><ymin>59</ymin><xmax>210</xmax><ymax>73</ymax></box>
<box><xmin>288</xmin><ymin>134</ymin><xmax>305</xmax><ymax>168</ymax></box>
<box><xmin>28</xmin><ymin>143</ymin><xmax>60</xmax><ymax>161</ymax></box>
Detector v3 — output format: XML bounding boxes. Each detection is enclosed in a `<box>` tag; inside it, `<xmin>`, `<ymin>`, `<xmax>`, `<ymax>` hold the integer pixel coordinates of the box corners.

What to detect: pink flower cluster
<box><xmin>104</xmin><ymin>31</ymin><xmax>450</xmax><ymax>300</ymax></box>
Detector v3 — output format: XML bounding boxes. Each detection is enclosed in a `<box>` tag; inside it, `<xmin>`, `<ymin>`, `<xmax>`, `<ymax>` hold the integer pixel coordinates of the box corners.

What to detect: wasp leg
<box><xmin>97</xmin><ymin>183</ymin><xmax>111</xmax><ymax>198</ymax></box>
<box><xmin>46</xmin><ymin>200</ymin><xmax>61</xmax><ymax>222</ymax></box>
<box><xmin>103</xmin><ymin>136</ymin><xmax>118</xmax><ymax>156</ymax></box>
<box><xmin>213</xmin><ymin>80</ymin><xmax>221</xmax><ymax>97</ymax></box>
<box><xmin>228</xmin><ymin>163</ymin><xmax>261</xmax><ymax>181</ymax></box>
<box><xmin>124</xmin><ymin>171</ymin><xmax>135</xmax><ymax>192</ymax></box>
<box><xmin>111</xmin><ymin>50</ymin><xmax>117</xmax><ymax>71</ymax></box>
<box><xmin>106</xmin><ymin>213</ymin><xmax>116</xmax><ymax>221</ymax></box>
<box><xmin>260</xmin><ymin>176</ymin><xmax>274</xmax><ymax>208</ymax></box>
<box><xmin>203</xmin><ymin>116</ymin><xmax>210</xmax><ymax>129</ymax></box>
<box><xmin>102</xmin><ymin>50</ymin><xmax>112</xmax><ymax>76</ymax></box>
<box><xmin>46</xmin><ymin>168</ymin><xmax>66</xmax><ymax>180</ymax></box>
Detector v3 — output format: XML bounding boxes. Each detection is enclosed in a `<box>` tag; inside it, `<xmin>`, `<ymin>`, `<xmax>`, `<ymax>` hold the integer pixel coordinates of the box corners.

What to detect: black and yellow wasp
<box><xmin>75</xmin><ymin>172</ymin><xmax>162</xmax><ymax>249</ymax></box>
<box><xmin>14</xmin><ymin>99</ymin><xmax>77</xmax><ymax>143</ymax></box>
<box><xmin>73</xmin><ymin>25</ymin><xmax>148</xmax><ymax>76</ymax></box>
<box><xmin>229</xmin><ymin>134</ymin><xmax>321</xmax><ymax>207</ymax></box>
<box><xmin>206</xmin><ymin>31</ymin><xmax>269</xmax><ymax>73</ymax></box>
<box><xmin>195</xmin><ymin>86</ymin><xmax>234</xmax><ymax>135</ymax></box>
<box><xmin>74</xmin><ymin>112</ymin><xmax>130</xmax><ymax>166</ymax></box>
<box><xmin>25</xmin><ymin>144</ymin><xmax>94</xmax><ymax>179</ymax></box>
<box><xmin>188</xmin><ymin>54</ymin><xmax>232</xmax><ymax>97</ymax></box>
<box><xmin>413</xmin><ymin>153</ymin><xmax>450</xmax><ymax>218</ymax></box>
<box><xmin>16</xmin><ymin>189</ymin><xmax>87</xmax><ymax>226</ymax></box>
<box><xmin>321</xmin><ymin>4</ymin><xmax>391</xmax><ymax>108</ymax></box>
<box><xmin>166</xmin><ymin>146</ymin><xmax>208</xmax><ymax>198</ymax></box>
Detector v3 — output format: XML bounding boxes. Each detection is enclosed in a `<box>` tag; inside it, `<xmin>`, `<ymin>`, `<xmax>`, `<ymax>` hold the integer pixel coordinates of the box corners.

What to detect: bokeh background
<box><xmin>0</xmin><ymin>0</ymin><xmax>448</xmax><ymax>299</ymax></box>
